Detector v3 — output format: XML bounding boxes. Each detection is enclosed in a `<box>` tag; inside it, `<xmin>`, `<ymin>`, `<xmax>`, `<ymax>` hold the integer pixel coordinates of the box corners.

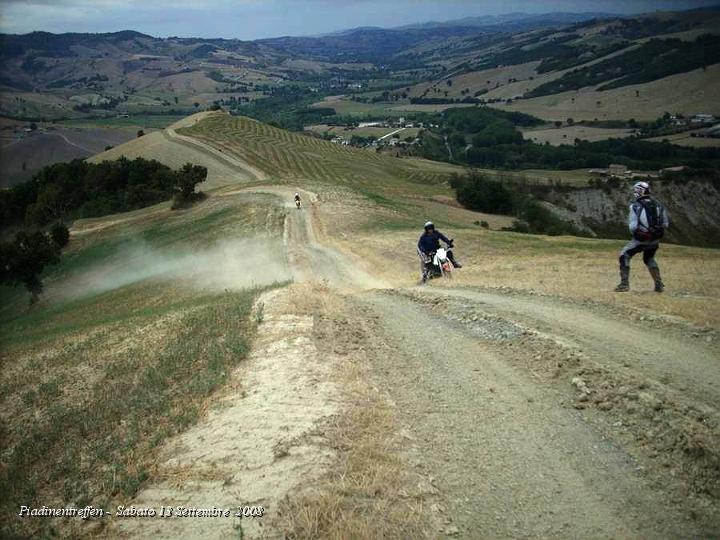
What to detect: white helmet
<box><xmin>424</xmin><ymin>221</ymin><xmax>435</xmax><ymax>230</ymax></box>
<box><xmin>295</xmin><ymin>192</ymin><xmax>299</xmax><ymax>196</ymax></box>
<box><xmin>633</xmin><ymin>181</ymin><xmax>650</xmax><ymax>200</ymax></box>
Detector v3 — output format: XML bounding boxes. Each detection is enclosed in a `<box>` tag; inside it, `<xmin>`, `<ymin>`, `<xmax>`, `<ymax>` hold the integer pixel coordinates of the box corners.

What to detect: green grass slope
<box><xmin>0</xmin><ymin>192</ymin><xmax>288</xmax><ymax>538</ymax></box>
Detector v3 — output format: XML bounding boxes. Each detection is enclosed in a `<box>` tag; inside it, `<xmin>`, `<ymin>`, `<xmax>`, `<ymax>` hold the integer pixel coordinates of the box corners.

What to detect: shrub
<box><xmin>449</xmin><ymin>171</ymin><xmax>514</xmax><ymax>215</ymax></box>
<box><xmin>1</xmin><ymin>157</ymin><xmax>208</xmax><ymax>229</ymax></box>
<box><xmin>49</xmin><ymin>222</ymin><xmax>70</xmax><ymax>247</ymax></box>
<box><xmin>170</xmin><ymin>163</ymin><xmax>208</xmax><ymax>209</ymax></box>
<box><xmin>450</xmin><ymin>170</ymin><xmax>584</xmax><ymax>237</ymax></box>
<box><xmin>0</xmin><ymin>230</ymin><xmax>61</xmax><ymax>303</ymax></box>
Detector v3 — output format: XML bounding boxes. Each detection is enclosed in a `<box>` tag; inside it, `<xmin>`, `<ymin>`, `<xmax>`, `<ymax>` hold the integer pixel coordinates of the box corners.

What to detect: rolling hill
<box><xmin>2</xmin><ymin>108</ymin><xmax>720</xmax><ymax>538</ymax></box>
<box><xmin>1</xmin><ymin>6</ymin><xmax>719</xmax><ymax>126</ymax></box>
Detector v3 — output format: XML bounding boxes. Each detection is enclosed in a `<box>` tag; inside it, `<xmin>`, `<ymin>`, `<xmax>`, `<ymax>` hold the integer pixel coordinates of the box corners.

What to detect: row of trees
<box><xmin>419</xmin><ymin>107</ymin><xmax>720</xmax><ymax>171</ymax></box>
<box><xmin>1</xmin><ymin>157</ymin><xmax>207</xmax><ymax>302</ymax></box>
<box><xmin>1</xmin><ymin>157</ymin><xmax>207</xmax><ymax>229</ymax></box>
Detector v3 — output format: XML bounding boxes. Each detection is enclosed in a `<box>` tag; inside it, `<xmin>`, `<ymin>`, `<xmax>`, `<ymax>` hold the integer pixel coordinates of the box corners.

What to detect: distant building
<box><xmin>609</xmin><ymin>164</ymin><xmax>629</xmax><ymax>177</ymax></box>
<box><xmin>690</xmin><ymin>114</ymin><xmax>716</xmax><ymax>124</ymax></box>
<box><xmin>589</xmin><ymin>164</ymin><xmax>645</xmax><ymax>179</ymax></box>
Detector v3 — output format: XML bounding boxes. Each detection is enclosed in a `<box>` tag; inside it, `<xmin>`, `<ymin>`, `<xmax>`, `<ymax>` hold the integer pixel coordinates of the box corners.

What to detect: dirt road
<box><xmin>116</xmin><ymin>181</ymin><xmax>719</xmax><ymax>537</ymax></box>
<box><xmin>357</xmin><ymin>292</ymin><xmax>707</xmax><ymax>537</ymax></box>
<box><xmin>284</xmin><ymin>194</ymin><xmax>718</xmax><ymax>536</ymax></box>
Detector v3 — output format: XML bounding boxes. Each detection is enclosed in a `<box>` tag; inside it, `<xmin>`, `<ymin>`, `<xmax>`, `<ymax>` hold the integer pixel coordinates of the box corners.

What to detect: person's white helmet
<box><xmin>295</xmin><ymin>192</ymin><xmax>299</xmax><ymax>196</ymax></box>
<box><xmin>633</xmin><ymin>181</ymin><xmax>650</xmax><ymax>200</ymax></box>
<box><xmin>424</xmin><ymin>221</ymin><xmax>435</xmax><ymax>230</ymax></box>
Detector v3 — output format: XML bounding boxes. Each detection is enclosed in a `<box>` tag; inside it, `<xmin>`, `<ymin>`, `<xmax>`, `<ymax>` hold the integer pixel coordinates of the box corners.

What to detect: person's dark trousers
<box><xmin>616</xmin><ymin>239</ymin><xmax>663</xmax><ymax>292</ymax></box>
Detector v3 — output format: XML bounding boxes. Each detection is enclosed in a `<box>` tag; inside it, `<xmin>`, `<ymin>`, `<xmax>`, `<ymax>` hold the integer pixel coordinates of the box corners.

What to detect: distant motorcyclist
<box><xmin>294</xmin><ymin>192</ymin><xmax>301</xmax><ymax>209</ymax></box>
<box><xmin>615</xmin><ymin>181</ymin><xmax>669</xmax><ymax>293</ymax></box>
<box><xmin>418</xmin><ymin>221</ymin><xmax>461</xmax><ymax>282</ymax></box>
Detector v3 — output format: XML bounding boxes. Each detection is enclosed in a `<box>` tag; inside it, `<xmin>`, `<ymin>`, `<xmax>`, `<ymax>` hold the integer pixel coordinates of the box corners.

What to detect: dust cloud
<box><xmin>52</xmin><ymin>237</ymin><xmax>291</xmax><ymax>301</ymax></box>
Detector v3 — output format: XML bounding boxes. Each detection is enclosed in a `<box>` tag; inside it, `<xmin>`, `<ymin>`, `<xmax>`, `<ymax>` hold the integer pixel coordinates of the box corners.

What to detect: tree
<box><xmin>172</xmin><ymin>163</ymin><xmax>207</xmax><ymax>209</ymax></box>
<box><xmin>49</xmin><ymin>222</ymin><xmax>70</xmax><ymax>248</ymax></box>
<box><xmin>25</xmin><ymin>184</ymin><xmax>68</xmax><ymax>225</ymax></box>
<box><xmin>0</xmin><ymin>231</ymin><xmax>60</xmax><ymax>303</ymax></box>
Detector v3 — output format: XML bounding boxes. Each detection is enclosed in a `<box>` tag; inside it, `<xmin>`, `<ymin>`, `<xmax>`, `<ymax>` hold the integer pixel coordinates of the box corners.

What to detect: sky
<box><xmin>0</xmin><ymin>0</ymin><xmax>716</xmax><ymax>39</ymax></box>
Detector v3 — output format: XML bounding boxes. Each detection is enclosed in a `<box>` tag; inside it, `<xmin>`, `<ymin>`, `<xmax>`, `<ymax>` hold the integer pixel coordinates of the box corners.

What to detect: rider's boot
<box><xmin>648</xmin><ymin>267</ymin><xmax>664</xmax><ymax>293</ymax></box>
<box><xmin>447</xmin><ymin>250</ymin><xmax>462</xmax><ymax>269</ymax></box>
<box><xmin>614</xmin><ymin>267</ymin><xmax>630</xmax><ymax>292</ymax></box>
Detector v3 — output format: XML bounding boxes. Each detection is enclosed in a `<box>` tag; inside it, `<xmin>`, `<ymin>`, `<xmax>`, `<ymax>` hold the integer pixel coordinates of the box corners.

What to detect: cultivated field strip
<box><xmin>179</xmin><ymin>114</ymin><xmax>452</xmax><ymax>186</ymax></box>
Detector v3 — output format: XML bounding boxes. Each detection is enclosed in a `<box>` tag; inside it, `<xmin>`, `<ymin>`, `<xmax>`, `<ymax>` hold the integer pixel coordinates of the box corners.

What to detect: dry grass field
<box><xmin>178</xmin><ymin>112</ymin><xmax>461</xmax><ymax>190</ymax></box>
<box><xmin>647</xmin><ymin>130</ymin><xmax>720</xmax><ymax>147</ymax></box>
<box><xmin>305</xmin><ymin>124</ymin><xmax>421</xmax><ymax>139</ymax></box>
<box><xmin>406</xmin><ymin>61</ymin><xmax>541</xmax><ymax>99</ymax></box>
<box><xmin>493</xmin><ymin>64</ymin><xmax>720</xmax><ymax>121</ymax></box>
<box><xmin>0</xmin><ymin>120</ymin><xmax>136</xmax><ymax>187</ymax></box>
<box><xmin>88</xmin><ymin>127</ymin><xmax>256</xmax><ymax>189</ymax></box>
<box><xmin>522</xmin><ymin>125</ymin><xmax>636</xmax><ymax>145</ymax></box>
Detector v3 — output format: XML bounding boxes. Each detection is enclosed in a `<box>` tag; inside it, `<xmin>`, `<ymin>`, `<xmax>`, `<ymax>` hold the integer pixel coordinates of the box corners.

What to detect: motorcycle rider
<box><xmin>418</xmin><ymin>221</ymin><xmax>461</xmax><ymax>282</ymax></box>
<box><xmin>615</xmin><ymin>181</ymin><xmax>669</xmax><ymax>293</ymax></box>
<box><xmin>294</xmin><ymin>192</ymin><xmax>301</xmax><ymax>208</ymax></box>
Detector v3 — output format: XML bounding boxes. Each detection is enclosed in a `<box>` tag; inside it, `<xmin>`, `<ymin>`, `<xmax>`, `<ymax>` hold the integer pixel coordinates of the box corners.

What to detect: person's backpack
<box><xmin>636</xmin><ymin>198</ymin><xmax>665</xmax><ymax>241</ymax></box>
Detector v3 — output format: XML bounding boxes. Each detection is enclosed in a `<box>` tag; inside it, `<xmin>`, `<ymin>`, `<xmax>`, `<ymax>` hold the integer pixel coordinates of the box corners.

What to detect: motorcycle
<box><xmin>295</xmin><ymin>199</ymin><xmax>302</xmax><ymax>209</ymax></box>
<box><xmin>420</xmin><ymin>245</ymin><xmax>455</xmax><ymax>282</ymax></box>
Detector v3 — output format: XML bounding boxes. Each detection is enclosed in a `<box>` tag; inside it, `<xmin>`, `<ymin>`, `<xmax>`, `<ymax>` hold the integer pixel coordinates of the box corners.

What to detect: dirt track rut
<box><xmin>357</xmin><ymin>291</ymin><xmax>705</xmax><ymax>537</ymax></box>
<box><xmin>279</xmin><ymin>202</ymin><xmax>718</xmax><ymax>536</ymax></box>
<box><xmin>423</xmin><ymin>287</ymin><xmax>720</xmax><ymax>409</ymax></box>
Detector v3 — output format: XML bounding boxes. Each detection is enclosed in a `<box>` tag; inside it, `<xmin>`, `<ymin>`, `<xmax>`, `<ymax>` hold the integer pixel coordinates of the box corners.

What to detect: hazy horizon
<box><xmin>0</xmin><ymin>0</ymin><xmax>717</xmax><ymax>40</ymax></box>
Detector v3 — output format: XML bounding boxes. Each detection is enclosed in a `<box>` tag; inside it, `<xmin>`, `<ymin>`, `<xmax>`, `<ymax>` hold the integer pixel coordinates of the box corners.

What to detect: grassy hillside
<box><xmin>178</xmin><ymin>113</ymin><xmax>461</xmax><ymax>190</ymax></box>
<box><xmin>494</xmin><ymin>63</ymin><xmax>720</xmax><ymax>122</ymax></box>
<box><xmin>88</xmin><ymin>127</ymin><xmax>256</xmax><ymax>189</ymax></box>
<box><xmin>0</xmin><ymin>191</ymin><xmax>288</xmax><ymax>538</ymax></box>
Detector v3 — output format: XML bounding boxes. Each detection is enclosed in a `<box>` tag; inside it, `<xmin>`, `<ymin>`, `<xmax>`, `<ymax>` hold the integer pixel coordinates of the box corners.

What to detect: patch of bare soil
<box><xmin>353</xmin><ymin>289</ymin><xmax>718</xmax><ymax>537</ymax></box>
<box><xmin>276</xmin><ymin>290</ymin><xmax>437</xmax><ymax>539</ymax></box>
<box><xmin>395</xmin><ymin>287</ymin><xmax>720</xmax><ymax>534</ymax></box>
<box><xmin>110</xmin><ymin>285</ymin><xmax>341</xmax><ymax>539</ymax></box>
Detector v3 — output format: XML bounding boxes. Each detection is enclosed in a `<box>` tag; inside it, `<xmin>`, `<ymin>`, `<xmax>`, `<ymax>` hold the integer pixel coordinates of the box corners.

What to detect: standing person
<box><xmin>417</xmin><ymin>221</ymin><xmax>462</xmax><ymax>282</ymax></box>
<box><xmin>615</xmin><ymin>181</ymin><xmax>669</xmax><ymax>293</ymax></box>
